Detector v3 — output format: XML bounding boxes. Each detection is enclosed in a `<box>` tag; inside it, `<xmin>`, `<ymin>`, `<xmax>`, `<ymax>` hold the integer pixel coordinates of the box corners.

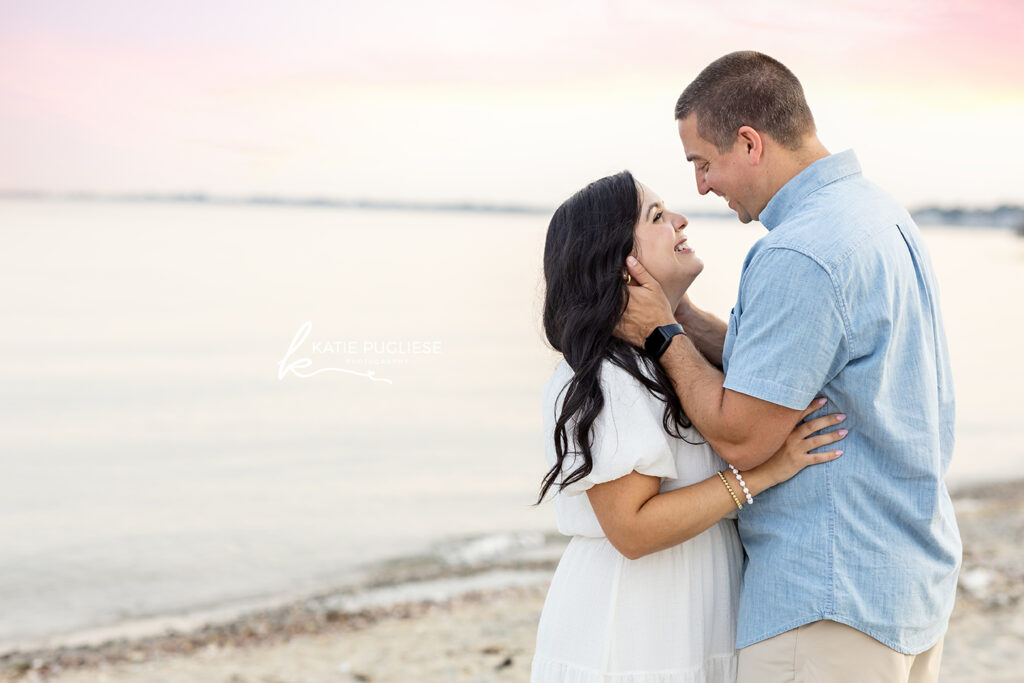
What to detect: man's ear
<box><xmin>736</xmin><ymin>126</ymin><xmax>763</xmax><ymax>165</ymax></box>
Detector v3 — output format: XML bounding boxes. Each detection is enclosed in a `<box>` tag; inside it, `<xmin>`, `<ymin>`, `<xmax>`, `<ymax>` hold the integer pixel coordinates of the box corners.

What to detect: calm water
<box><xmin>1</xmin><ymin>200</ymin><xmax>1022</xmax><ymax>650</ymax></box>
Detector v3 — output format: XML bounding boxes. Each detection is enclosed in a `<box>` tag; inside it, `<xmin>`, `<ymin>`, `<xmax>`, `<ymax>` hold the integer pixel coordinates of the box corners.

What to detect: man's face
<box><xmin>677</xmin><ymin>114</ymin><xmax>759</xmax><ymax>224</ymax></box>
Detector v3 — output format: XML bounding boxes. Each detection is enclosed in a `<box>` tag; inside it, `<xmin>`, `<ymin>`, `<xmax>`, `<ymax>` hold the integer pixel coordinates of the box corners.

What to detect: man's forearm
<box><xmin>657</xmin><ymin>333</ymin><xmax>732</xmax><ymax>450</ymax></box>
<box><xmin>675</xmin><ymin>303</ymin><xmax>727</xmax><ymax>369</ymax></box>
<box><xmin>657</xmin><ymin>334</ymin><xmax>795</xmax><ymax>469</ymax></box>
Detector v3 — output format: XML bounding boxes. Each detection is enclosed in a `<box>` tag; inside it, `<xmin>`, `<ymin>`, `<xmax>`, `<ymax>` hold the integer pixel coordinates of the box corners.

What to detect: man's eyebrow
<box><xmin>685</xmin><ymin>153</ymin><xmax>703</xmax><ymax>163</ymax></box>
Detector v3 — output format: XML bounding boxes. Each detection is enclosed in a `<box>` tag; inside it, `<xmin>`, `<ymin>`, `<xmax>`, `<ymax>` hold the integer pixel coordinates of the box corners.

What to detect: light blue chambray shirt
<box><xmin>721</xmin><ymin>150</ymin><xmax>961</xmax><ymax>655</ymax></box>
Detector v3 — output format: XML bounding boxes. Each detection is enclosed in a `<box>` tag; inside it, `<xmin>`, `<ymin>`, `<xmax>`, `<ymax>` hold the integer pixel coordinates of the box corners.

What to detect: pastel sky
<box><xmin>1</xmin><ymin>0</ymin><xmax>1022</xmax><ymax>211</ymax></box>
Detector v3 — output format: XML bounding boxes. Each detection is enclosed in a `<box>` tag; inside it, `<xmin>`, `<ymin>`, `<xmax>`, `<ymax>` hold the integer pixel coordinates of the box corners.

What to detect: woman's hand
<box><xmin>754</xmin><ymin>398</ymin><xmax>847</xmax><ymax>487</ymax></box>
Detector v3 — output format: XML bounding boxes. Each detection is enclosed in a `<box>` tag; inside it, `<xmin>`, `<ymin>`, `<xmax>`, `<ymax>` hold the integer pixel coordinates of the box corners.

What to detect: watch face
<box><xmin>646</xmin><ymin>324</ymin><xmax>682</xmax><ymax>359</ymax></box>
<box><xmin>645</xmin><ymin>326</ymin><xmax>667</xmax><ymax>357</ymax></box>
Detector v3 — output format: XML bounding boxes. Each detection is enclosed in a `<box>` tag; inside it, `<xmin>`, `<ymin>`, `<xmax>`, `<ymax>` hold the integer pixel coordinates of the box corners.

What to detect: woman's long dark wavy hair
<box><xmin>536</xmin><ymin>170</ymin><xmax>698</xmax><ymax>504</ymax></box>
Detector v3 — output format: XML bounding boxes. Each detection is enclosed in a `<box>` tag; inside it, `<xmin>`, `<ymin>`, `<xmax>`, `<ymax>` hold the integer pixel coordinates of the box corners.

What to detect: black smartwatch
<box><xmin>644</xmin><ymin>323</ymin><xmax>686</xmax><ymax>360</ymax></box>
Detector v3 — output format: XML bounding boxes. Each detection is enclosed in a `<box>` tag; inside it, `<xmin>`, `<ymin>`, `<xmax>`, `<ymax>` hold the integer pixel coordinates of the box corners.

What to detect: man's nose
<box><xmin>695</xmin><ymin>169</ymin><xmax>710</xmax><ymax>195</ymax></box>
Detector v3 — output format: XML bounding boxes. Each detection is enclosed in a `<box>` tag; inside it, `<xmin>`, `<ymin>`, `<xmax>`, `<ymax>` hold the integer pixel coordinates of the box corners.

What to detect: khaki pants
<box><xmin>737</xmin><ymin>620</ymin><xmax>944</xmax><ymax>683</ymax></box>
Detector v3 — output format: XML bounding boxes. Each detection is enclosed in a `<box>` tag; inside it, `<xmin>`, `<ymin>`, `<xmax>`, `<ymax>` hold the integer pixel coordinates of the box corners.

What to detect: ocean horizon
<box><xmin>2</xmin><ymin>191</ymin><xmax>1022</xmax><ymax>229</ymax></box>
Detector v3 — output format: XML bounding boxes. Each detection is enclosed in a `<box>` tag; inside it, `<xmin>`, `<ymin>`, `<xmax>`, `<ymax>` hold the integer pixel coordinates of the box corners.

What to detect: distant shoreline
<box><xmin>2</xmin><ymin>190</ymin><xmax>1022</xmax><ymax>228</ymax></box>
<box><xmin>0</xmin><ymin>189</ymin><xmax>556</xmax><ymax>216</ymax></box>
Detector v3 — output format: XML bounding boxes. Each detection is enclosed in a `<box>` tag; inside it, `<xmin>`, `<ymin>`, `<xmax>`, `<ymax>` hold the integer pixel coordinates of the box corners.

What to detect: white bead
<box><xmin>727</xmin><ymin>462</ymin><xmax>755</xmax><ymax>506</ymax></box>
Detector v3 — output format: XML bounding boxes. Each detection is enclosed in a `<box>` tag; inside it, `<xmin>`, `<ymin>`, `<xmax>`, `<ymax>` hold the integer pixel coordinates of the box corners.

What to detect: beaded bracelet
<box><xmin>728</xmin><ymin>464</ymin><xmax>754</xmax><ymax>506</ymax></box>
<box><xmin>717</xmin><ymin>471</ymin><xmax>743</xmax><ymax>510</ymax></box>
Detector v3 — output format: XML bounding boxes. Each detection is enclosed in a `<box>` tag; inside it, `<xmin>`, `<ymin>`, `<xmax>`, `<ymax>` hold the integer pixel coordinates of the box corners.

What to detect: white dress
<box><xmin>531</xmin><ymin>358</ymin><xmax>742</xmax><ymax>683</ymax></box>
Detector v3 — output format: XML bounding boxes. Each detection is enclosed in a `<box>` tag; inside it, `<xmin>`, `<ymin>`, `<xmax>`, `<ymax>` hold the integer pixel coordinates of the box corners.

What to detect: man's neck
<box><xmin>764</xmin><ymin>137</ymin><xmax>830</xmax><ymax>206</ymax></box>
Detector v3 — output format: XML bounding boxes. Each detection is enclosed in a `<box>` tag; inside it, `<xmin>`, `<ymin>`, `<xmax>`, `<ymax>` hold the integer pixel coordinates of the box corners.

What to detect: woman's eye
<box><xmin>654</xmin><ymin>211</ymin><xmax>664</xmax><ymax>222</ymax></box>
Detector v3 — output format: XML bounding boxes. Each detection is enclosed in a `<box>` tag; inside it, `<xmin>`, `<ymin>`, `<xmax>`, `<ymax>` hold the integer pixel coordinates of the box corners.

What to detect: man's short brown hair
<box><xmin>675</xmin><ymin>51</ymin><xmax>816</xmax><ymax>153</ymax></box>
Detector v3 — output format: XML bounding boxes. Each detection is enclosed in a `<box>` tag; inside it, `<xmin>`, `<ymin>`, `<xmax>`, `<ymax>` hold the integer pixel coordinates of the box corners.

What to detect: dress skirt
<box><xmin>531</xmin><ymin>519</ymin><xmax>743</xmax><ymax>683</ymax></box>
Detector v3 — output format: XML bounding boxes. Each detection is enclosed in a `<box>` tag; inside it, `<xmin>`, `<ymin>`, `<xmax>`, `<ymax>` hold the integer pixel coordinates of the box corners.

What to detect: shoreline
<box><xmin>0</xmin><ymin>531</ymin><xmax>567</xmax><ymax>678</ymax></box>
<box><xmin>0</xmin><ymin>530</ymin><xmax>561</xmax><ymax>655</ymax></box>
<box><xmin>2</xmin><ymin>481</ymin><xmax>1022</xmax><ymax>681</ymax></box>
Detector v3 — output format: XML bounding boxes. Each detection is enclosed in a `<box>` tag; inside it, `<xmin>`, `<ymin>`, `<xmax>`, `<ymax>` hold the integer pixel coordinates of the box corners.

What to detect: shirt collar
<box><xmin>759</xmin><ymin>149</ymin><xmax>862</xmax><ymax>231</ymax></box>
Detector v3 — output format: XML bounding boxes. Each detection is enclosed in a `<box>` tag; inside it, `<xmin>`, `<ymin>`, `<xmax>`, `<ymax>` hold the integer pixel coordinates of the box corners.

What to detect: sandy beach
<box><xmin>2</xmin><ymin>480</ymin><xmax>1021</xmax><ymax>683</ymax></box>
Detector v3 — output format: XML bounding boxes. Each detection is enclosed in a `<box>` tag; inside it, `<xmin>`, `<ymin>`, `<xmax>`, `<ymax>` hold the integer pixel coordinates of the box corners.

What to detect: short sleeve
<box><xmin>724</xmin><ymin>248</ymin><xmax>850</xmax><ymax>410</ymax></box>
<box><xmin>549</xmin><ymin>360</ymin><xmax>678</xmax><ymax>497</ymax></box>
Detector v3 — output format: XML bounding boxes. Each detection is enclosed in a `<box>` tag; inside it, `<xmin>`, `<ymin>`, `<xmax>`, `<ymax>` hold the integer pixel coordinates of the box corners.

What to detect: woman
<box><xmin>531</xmin><ymin>171</ymin><xmax>846</xmax><ymax>682</ymax></box>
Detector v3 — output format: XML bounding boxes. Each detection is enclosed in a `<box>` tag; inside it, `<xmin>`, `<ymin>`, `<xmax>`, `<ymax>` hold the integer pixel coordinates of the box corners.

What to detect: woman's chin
<box><xmin>674</xmin><ymin>268</ymin><xmax>703</xmax><ymax>299</ymax></box>
<box><xmin>683</xmin><ymin>259</ymin><xmax>705</xmax><ymax>281</ymax></box>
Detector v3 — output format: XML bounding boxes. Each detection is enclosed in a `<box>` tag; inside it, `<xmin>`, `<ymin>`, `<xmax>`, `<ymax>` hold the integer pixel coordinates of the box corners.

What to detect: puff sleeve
<box><xmin>543</xmin><ymin>359</ymin><xmax>678</xmax><ymax>497</ymax></box>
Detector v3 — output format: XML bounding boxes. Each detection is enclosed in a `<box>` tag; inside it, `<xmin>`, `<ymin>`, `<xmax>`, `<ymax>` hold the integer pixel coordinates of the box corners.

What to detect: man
<box><xmin>617</xmin><ymin>51</ymin><xmax>961</xmax><ymax>683</ymax></box>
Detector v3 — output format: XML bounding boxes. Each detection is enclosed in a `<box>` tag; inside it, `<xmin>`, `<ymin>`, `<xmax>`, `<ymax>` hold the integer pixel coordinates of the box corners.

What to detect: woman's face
<box><xmin>631</xmin><ymin>182</ymin><xmax>704</xmax><ymax>306</ymax></box>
